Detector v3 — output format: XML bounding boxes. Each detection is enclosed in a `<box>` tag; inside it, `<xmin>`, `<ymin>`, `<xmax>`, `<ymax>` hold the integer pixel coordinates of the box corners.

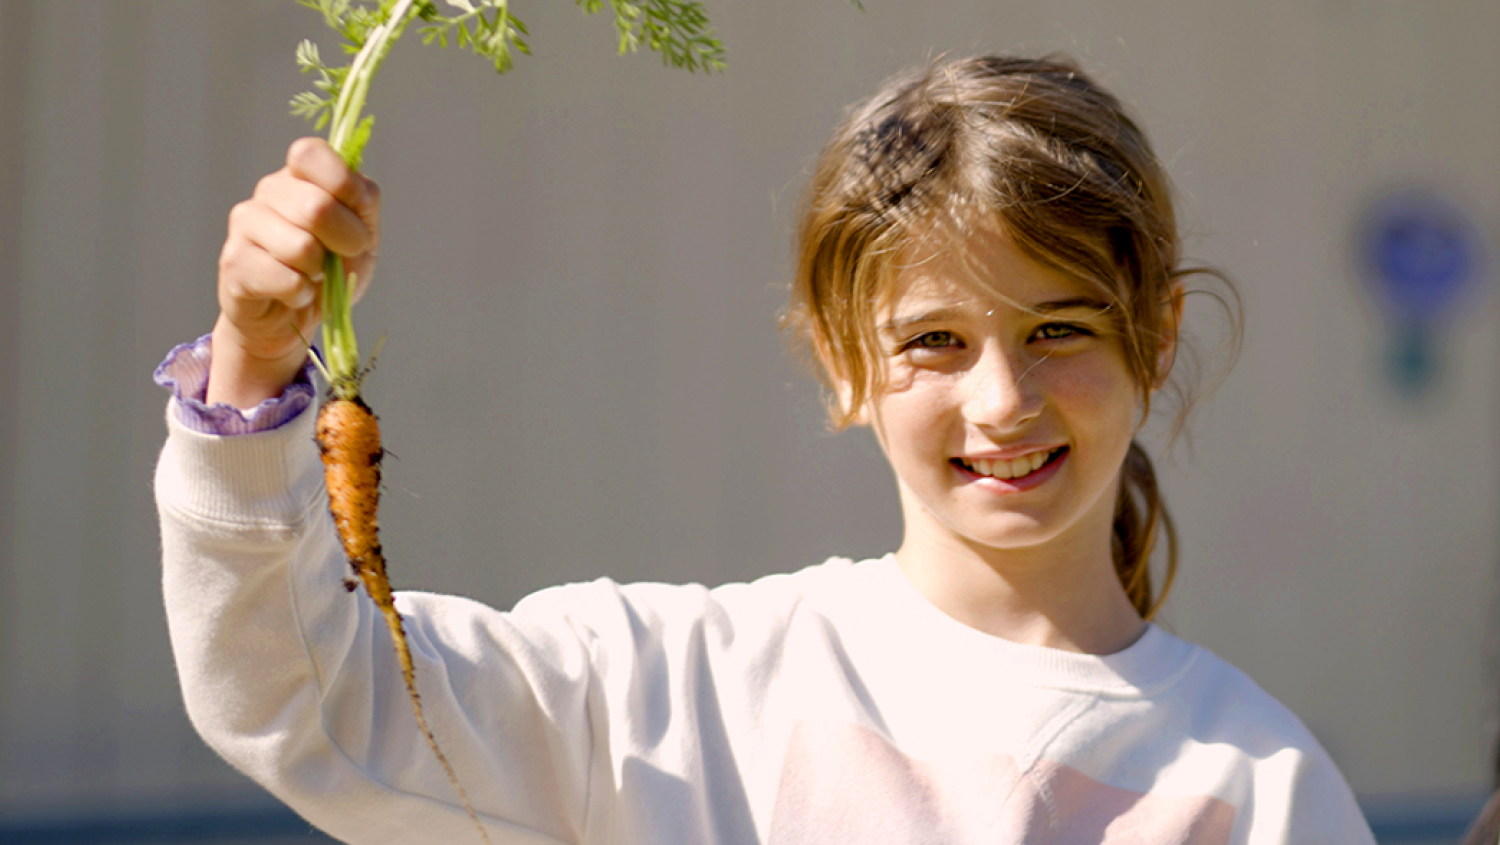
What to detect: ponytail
<box><xmin>1112</xmin><ymin>440</ymin><xmax>1177</xmax><ymax>620</ymax></box>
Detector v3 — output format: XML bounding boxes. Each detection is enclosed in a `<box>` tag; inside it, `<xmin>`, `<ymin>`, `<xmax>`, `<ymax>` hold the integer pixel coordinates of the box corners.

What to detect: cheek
<box><xmin>867</xmin><ymin>380</ymin><xmax>955</xmax><ymax>458</ymax></box>
<box><xmin>1049</xmin><ymin>359</ymin><xmax>1142</xmax><ymax>430</ymax></box>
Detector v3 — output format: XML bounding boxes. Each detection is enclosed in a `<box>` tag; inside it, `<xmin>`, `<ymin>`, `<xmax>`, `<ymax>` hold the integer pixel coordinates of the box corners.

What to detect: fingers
<box><xmin>252</xmin><ymin>167</ymin><xmax>376</xmax><ymax>259</ymax></box>
<box><xmin>286</xmin><ymin>137</ymin><xmax>381</xmax><ymax>241</ymax></box>
<box><xmin>218</xmin><ymin>209</ymin><xmax>319</xmax><ymax>313</ymax></box>
<box><xmin>229</xmin><ymin>198</ymin><xmax>323</xmax><ymax>276</ymax></box>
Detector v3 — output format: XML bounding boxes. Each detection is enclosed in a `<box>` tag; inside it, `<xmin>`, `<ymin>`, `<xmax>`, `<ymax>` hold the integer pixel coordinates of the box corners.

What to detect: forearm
<box><xmin>154</xmin><ymin>400</ymin><xmax>357</xmax><ymax>812</ymax></box>
<box><xmin>156</xmin><ymin>404</ymin><xmax>506</xmax><ymax>841</ymax></box>
<box><xmin>154</xmin><ymin>399</ymin><xmax>597</xmax><ymax>843</ymax></box>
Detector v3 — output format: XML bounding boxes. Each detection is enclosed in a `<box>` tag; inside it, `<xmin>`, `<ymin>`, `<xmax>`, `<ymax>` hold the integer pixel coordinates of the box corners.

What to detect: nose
<box><xmin>963</xmin><ymin>341</ymin><xmax>1043</xmax><ymax>431</ymax></box>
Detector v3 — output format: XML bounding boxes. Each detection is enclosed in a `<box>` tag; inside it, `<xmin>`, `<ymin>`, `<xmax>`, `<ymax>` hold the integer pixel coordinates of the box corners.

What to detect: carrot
<box><xmin>284</xmin><ymin>1</ymin><xmax>754</xmax><ymax>838</ymax></box>
<box><xmin>314</xmin><ymin>390</ymin><xmax>490</xmax><ymax>842</ymax></box>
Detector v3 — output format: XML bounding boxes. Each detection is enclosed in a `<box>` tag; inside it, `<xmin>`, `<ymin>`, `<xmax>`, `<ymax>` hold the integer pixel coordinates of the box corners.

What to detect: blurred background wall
<box><xmin>3</xmin><ymin>0</ymin><xmax>1498</xmax><ymax>841</ymax></box>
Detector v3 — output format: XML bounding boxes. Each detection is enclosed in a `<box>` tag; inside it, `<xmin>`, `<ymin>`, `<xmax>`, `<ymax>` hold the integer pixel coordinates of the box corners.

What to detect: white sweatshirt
<box><xmin>156</xmin><ymin>400</ymin><xmax>1375</xmax><ymax>844</ymax></box>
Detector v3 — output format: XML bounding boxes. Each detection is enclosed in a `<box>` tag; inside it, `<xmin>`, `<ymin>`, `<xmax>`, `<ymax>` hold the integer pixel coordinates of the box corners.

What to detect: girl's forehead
<box><xmin>878</xmin><ymin>275</ymin><xmax>990</xmax><ymax>320</ymax></box>
<box><xmin>880</xmin><ymin>227</ymin><xmax>1093</xmax><ymax>321</ymax></box>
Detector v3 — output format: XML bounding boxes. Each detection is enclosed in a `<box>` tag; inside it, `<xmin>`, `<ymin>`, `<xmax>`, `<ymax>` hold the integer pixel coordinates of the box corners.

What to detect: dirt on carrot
<box><xmin>315</xmin><ymin>393</ymin><xmax>490</xmax><ymax>843</ymax></box>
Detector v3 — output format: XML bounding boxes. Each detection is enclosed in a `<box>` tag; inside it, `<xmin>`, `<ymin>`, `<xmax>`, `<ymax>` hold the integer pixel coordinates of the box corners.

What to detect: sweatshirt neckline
<box><xmin>862</xmin><ymin>554</ymin><xmax>1197</xmax><ymax>696</ymax></box>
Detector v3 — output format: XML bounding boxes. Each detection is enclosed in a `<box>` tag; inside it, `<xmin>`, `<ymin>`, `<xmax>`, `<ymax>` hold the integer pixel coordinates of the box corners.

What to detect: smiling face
<box><xmin>865</xmin><ymin>222</ymin><xmax>1144</xmax><ymax>572</ymax></box>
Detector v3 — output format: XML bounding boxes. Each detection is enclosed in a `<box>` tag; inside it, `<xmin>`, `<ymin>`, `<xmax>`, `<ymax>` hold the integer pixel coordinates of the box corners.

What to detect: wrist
<box><xmin>207</xmin><ymin>317</ymin><xmax>312</xmax><ymax>409</ymax></box>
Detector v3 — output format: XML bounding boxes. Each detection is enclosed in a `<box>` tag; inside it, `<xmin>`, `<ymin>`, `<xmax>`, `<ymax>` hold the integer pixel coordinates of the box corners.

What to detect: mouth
<box><xmin>952</xmin><ymin>447</ymin><xmax>1067</xmax><ymax>482</ymax></box>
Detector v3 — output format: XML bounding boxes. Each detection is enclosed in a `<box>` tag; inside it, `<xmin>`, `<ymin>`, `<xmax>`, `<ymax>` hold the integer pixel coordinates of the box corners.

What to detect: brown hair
<box><xmin>785</xmin><ymin>55</ymin><xmax>1237</xmax><ymax>619</ymax></box>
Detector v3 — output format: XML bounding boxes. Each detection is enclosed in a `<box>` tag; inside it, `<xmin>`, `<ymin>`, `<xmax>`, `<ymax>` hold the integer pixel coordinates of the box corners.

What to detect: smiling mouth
<box><xmin>953</xmin><ymin>447</ymin><xmax>1066</xmax><ymax>481</ymax></box>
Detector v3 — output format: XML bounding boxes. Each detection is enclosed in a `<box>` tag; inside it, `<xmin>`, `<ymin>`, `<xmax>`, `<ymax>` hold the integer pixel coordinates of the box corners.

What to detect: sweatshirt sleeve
<box><xmin>1240</xmin><ymin>742</ymin><xmax>1375</xmax><ymax>844</ymax></box>
<box><xmin>1192</xmin><ymin>663</ymin><xmax>1377</xmax><ymax>845</ymax></box>
<box><xmin>155</xmin><ymin>399</ymin><xmax>606</xmax><ymax>845</ymax></box>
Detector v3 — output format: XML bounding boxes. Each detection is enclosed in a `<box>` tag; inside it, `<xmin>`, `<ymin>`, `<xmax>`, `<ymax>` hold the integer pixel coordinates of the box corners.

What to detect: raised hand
<box><xmin>208</xmin><ymin>137</ymin><xmax>380</xmax><ymax>409</ymax></box>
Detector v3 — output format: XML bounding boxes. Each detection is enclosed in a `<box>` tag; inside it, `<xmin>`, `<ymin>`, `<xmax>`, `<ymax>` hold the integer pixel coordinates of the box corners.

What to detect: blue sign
<box><xmin>1358</xmin><ymin>188</ymin><xmax>1483</xmax><ymax>395</ymax></box>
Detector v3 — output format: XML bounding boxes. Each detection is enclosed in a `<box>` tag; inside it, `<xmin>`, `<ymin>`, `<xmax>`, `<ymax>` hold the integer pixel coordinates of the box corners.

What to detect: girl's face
<box><xmin>862</xmin><ymin>223</ymin><xmax>1144</xmax><ymax>568</ymax></box>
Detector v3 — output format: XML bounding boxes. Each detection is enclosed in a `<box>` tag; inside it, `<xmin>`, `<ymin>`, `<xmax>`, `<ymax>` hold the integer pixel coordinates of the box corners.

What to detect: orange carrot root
<box><xmin>316</xmin><ymin>395</ymin><xmax>490</xmax><ymax>843</ymax></box>
<box><xmin>316</xmin><ymin>396</ymin><xmax>389</xmax><ymax>601</ymax></box>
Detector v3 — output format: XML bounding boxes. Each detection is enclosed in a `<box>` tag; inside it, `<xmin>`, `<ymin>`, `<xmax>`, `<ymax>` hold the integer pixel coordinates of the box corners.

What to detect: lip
<box><xmin>951</xmin><ymin>446</ymin><xmax>1068</xmax><ymax>492</ymax></box>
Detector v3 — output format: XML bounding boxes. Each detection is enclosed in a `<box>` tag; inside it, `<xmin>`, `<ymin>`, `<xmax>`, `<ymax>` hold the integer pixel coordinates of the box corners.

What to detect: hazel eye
<box><xmin>908</xmin><ymin>330</ymin><xmax>958</xmax><ymax>350</ymax></box>
<box><xmin>1033</xmin><ymin>322</ymin><xmax>1090</xmax><ymax>341</ymax></box>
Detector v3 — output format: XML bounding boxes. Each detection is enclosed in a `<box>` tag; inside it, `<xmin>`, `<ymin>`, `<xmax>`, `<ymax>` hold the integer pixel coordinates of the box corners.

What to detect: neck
<box><xmin>893</xmin><ymin>528</ymin><xmax>1146</xmax><ymax>656</ymax></box>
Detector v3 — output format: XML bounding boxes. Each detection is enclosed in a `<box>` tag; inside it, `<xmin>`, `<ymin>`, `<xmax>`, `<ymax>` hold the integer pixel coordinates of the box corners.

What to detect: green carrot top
<box><xmin>288</xmin><ymin>0</ymin><xmax>731</xmax><ymax>394</ymax></box>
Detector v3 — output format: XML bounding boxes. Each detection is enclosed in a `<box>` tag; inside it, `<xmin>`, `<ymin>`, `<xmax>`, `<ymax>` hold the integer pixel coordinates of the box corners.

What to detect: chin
<box><xmin>949</xmin><ymin>518</ymin><xmax>1063</xmax><ymax>554</ymax></box>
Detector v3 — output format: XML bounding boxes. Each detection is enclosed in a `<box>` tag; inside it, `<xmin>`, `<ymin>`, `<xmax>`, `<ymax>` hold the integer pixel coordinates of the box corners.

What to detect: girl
<box><xmin>156</xmin><ymin>55</ymin><xmax>1376</xmax><ymax>843</ymax></box>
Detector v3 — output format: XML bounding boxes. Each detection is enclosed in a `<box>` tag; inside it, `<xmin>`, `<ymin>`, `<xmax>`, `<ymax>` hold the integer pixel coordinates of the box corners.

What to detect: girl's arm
<box><xmin>155</xmin><ymin>390</ymin><xmax>599</xmax><ymax>844</ymax></box>
<box><xmin>157</xmin><ymin>147</ymin><xmax>597</xmax><ymax>842</ymax></box>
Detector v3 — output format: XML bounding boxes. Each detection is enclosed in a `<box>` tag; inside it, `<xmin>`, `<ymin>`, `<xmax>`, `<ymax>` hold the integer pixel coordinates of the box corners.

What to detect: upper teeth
<box><xmin>965</xmin><ymin>449</ymin><xmax>1056</xmax><ymax>480</ymax></box>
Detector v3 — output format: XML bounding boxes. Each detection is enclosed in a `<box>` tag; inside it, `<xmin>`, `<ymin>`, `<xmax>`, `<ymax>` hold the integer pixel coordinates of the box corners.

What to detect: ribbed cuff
<box><xmin>159</xmin><ymin>394</ymin><xmax>324</xmax><ymax>528</ymax></box>
<box><xmin>154</xmin><ymin>334</ymin><xmax>316</xmax><ymax>435</ymax></box>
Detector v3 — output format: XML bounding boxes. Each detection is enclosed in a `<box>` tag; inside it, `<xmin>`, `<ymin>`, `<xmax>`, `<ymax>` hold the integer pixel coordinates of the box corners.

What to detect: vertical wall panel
<box><xmin>0</xmin><ymin>0</ymin><xmax>29</xmax><ymax>799</ymax></box>
<box><xmin>5</xmin><ymin>0</ymin><xmax>112</xmax><ymax>804</ymax></box>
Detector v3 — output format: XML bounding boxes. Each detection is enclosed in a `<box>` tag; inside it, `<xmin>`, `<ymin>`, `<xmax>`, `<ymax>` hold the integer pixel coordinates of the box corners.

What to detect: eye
<box><xmin>899</xmin><ymin>330</ymin><xmax>962</xmax><ymax>354</ymax></box>
<box><xmin>910</xmin><ymin>330</ymin><xmax>958</xmax><ymax>349</ymax></box>
<box><xmin>1032</xmin><ymin>322</ymin><xmax>1092</xmax><ymax>342</ymax></box>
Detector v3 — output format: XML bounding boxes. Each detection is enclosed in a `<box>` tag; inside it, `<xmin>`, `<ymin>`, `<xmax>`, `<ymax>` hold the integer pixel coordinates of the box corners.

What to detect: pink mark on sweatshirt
<box><xmin>768</xmin><ymin>721</ymin><xmax>1234</xmax><ymax>844</ymax></box>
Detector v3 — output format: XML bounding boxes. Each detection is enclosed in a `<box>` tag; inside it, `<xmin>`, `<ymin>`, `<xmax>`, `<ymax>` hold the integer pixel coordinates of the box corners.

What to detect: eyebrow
<box><xmin>1032</xmin><ymin>297</ymin><xmax>1114</xmax><ymax>315</ymax></box>
<box><xmin>876</xmin><ymin>306</ymin><xmax>968</xmax><ymax>334</ymax></box>
<box><xmin>877</xmin><ymin>297</ymin><xmax>1113</xmax><ymax>333</ymax></box>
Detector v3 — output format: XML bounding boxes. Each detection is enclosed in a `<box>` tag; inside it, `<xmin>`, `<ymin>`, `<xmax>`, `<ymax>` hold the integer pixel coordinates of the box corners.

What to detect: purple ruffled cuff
<box><xmin>154</xmin><ymin>334</ymin><xmax>317</xmax><ymax>435</ymax></box>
